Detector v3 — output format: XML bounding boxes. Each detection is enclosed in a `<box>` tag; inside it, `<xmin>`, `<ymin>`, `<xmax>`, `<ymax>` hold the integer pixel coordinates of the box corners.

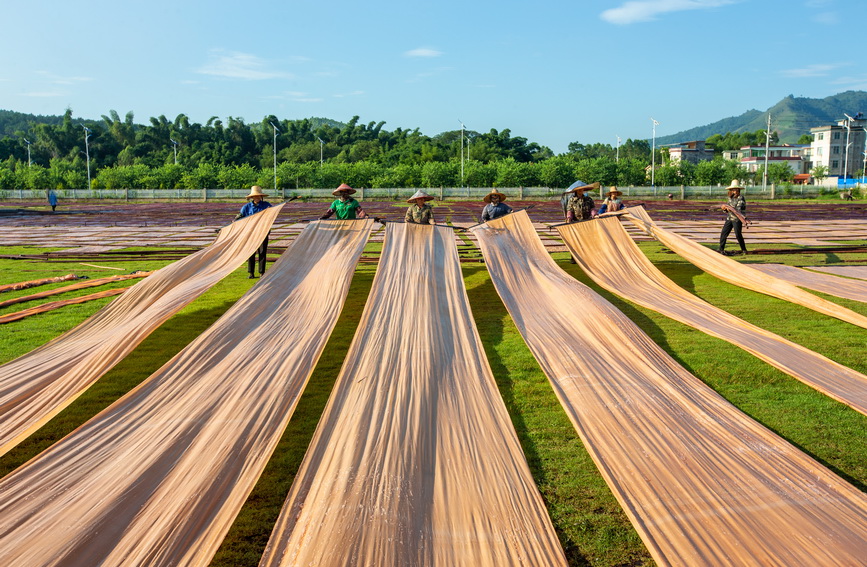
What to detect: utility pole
<box><xmin>616</xmin><ymin>136</ymin><xmax>621</xmax><ymax>163</ymax></box>
<box><xmin>762</xmin><ymin>113</ymin><xmax>771</xmax><ymax>193</ymax></box>
<box><xmin>843</xmin><ymin>113</ymin><xmax>854</xmax><ymax>185</ymax></box>
<box><xmin>458</xmin><ymin>119</ymin><xmax>465</xmax><ymax>186</ymax></box>
<box><xmin>270</xmin><ymin>122</ymin><xmax>280</xmax><ymax>190</ymax></box>
<box><xmin>23</xmin><ymin>138</ymin><xmax>32</xmax><ymax>167</ymax></box>
<box><xmin>170</xmin><ymin>138</ymin><xmax>178</xmax><ymax>165</ymax></box>
<box><xmin>317</xmin><ymin>137</ymin><xmax>324</xmax><ymax>165</ymax></box>
<box><xmin>82</xmin><ymin>125</ymin><xmax>92</xmax><ymax>190</ymax></box>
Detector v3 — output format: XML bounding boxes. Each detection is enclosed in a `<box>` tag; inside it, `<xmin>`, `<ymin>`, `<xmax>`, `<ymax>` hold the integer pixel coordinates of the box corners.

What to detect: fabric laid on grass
<box><xmin>0</xmin><ymin>204</ymin><xmax>283</xmax><ymax>457</ymax></box>
<box><xmin>472</xmin><ymin>210</ymin><xmax>867</xmax><ymax>566</ymax></box>
<box><xmin>260</xmin><ymin>221</ymin><xmax>566</xmax><ymax>567</ymax></box>
<box><xmin>808</xmin><ymin>265</ymin><xmax>867</xmax><ymax>281</ymax></box>
<box><xmin>0</xmin><ymin>288</ymin><xmax>129</xmax><ymax>324</ymax></box>
<box><xmin>749</xmin><ymin>263</ymin><xmax>867</xmax><ymax>303</ymax></box>
<box><xmin>0</xmin><ymin>273</ymin><xmax>82</xmax><ymax>293</ymax></box>
<box><xmin>623</xmin><ymin>206</ymin><xmax>867</xmax><ymax>330</ymax></box>
<box><xmin>0</xmin><ymin>219</ymin><xmax>372</xmax><ymax>567</ymax></box>
<box><xmin>559</xmin><ymin>216</ymin><xmax>867</xmax><ymax>415</ymax></box>
<box><xmin>0</xmin><ymin>271</ymin><xmax>150</xmax><ymax>309</ymax></box>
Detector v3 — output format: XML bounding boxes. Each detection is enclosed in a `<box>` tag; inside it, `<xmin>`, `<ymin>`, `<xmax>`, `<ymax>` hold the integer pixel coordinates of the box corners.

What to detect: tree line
<box><xmin>0</xmin><ymin>109</ymin><xmax>798</xmax><ymax>191</ymax></box>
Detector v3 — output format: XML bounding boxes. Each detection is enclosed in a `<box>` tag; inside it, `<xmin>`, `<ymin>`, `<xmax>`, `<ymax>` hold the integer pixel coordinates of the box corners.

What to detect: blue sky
<box><xmin>2</xmin><ymin>0</ymin><xmax>863</xmax><ymax>153</ymax></box>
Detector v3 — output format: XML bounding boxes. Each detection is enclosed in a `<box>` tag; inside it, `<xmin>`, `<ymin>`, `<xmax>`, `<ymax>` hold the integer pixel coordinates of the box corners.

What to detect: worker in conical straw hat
<box><xmin>597</xmin><ymin>186</ymin><xmax>625</xmax><ymax>215</ymax></box>
<box><xmin>563</xmin><ymin>181</ymin><xmax>599</xmax><ymax>222</ymax></box>
<box><xmin>717</xmin><ymin>179</ymin><xmax>748</xmax><ymax>256</ymax></box>
<box><xmin>405</xmin><ymin>190</ymin><xmax>435</xmax><ymax>224</ymax></box>
<box><xmin>481</xmin><ymin>189</ymin><xmax>513</xmax><ymax>222</ymax></box>
<box><xmin>320</xmin><ymin>183</ymin><xmax>369</xmax><ymax>220</ymax></box>
<box><xmin>233</xmin><ymin>185</ymin><xmax>274</xmax><ymax>278</ymax></box>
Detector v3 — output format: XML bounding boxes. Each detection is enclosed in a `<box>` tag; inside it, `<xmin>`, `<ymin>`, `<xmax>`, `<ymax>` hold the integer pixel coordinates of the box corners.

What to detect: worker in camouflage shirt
<box><xmin>718</xmin><ymin>180</ymin><xmax>748</xmax><ymax>256</ymax></box>
<box><xmin>564</xmin><ymin>181</ymin><xmax>599</xmax><ymax>222</ymax></box>
<box><xmin>405</xmin><ymin>190</ymin><xmax>435</xmax><ymax>224</ymax></box>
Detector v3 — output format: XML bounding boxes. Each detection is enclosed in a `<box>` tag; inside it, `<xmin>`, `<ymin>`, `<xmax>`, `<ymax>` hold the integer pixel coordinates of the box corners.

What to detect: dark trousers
<box><xmin>247</xmin><ymin>236</ymin><xmax>269</xmax><ymax>276</ymax></box>
<box><xmin>719</xmin><ymin>219</ymin><xmax>746</xmax><ymax>252</ymax></box>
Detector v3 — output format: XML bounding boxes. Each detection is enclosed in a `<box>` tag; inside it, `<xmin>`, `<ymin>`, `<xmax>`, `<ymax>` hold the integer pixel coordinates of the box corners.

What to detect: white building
<box><xmin>736</xmin><ymin>144</ymin><xmax>808</xmax><ymax>176</ymax></box>
<box><xmin>809</xmin><ymin>112</ymin><xmax>867</xmax><ymax>180</ymax></box>
<box><xmin>667</xmin><ymin>140</ymin><xmax>715</xmax><ymax>164</ymax></box>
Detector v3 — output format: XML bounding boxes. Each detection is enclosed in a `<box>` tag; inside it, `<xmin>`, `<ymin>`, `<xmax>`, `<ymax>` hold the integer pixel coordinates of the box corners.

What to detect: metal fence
<box><xmin>0</xmin><ymin>184</ymin><xmax>857</xmax><ymax>202</ymax></box>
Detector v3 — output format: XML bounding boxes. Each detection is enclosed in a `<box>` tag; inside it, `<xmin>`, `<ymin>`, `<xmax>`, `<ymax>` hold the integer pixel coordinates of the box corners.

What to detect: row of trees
<box><xmin>0</xmin><ymin>109</ymin><xmax>558</xmax><ymax>171</ymax></box>
<box><xmin>0</xmin><ymin>154</ymin><xmax>798</xmax><ymax>191</ymax></box>
<box><xmin>0</xmin><ymin>108</ymin><xmax>804</xmax><ymax>190</ymax></box>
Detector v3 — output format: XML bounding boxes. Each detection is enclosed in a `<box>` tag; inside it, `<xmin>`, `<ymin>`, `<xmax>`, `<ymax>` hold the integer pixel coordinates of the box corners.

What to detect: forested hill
<box><xmin>0</xmin><ymin>110</ymin><xmax>65</xmax><ymax>137</ymax></box>
<box><xmin>657</xmin><ymin>91</ymin><xmax>867</xmax><ymax>145</ymax></box>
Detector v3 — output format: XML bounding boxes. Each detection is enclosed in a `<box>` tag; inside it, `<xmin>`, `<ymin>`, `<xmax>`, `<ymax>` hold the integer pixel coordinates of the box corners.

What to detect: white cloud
<box><xmin>196</xmin><ymin>50</ymin><xmax>291</xmax><ymax>80</ymax></box>
<box><xmin>21</xmin><ymin>91</ymin><xmax>65</xmax><ymax>97</ymax></box>
<box><xmin>780</xmin><ymin>63</ymin><xmax>842</xmax><ymax>78</ymax></box>
<box><xmin>600</xmin><ymin>0</ymin><xmax>739</xmax><ymax>25</ymax></box>
<box><xmin>404</xmin><ymin>47</ymin><xmax>443</xmax><ymax>58</ymax></box>
<box><xmin>831</xmin><ymin>75</ymin><xmax>867</xmax><ymax>90</ymax></box>
<box><xmin>813</xmin><ymin>11</ymin><xmax>839</xmax><ymax>24</ymax></box>
<box><xmin>333</xmin><ymin>90</ymin><xmax>364</xmax><ymax>98</ymax></box>
<box><xmin>34</xmin><ymin>71</ymin><xmax>92</xmax><ymax>85</ymax></box>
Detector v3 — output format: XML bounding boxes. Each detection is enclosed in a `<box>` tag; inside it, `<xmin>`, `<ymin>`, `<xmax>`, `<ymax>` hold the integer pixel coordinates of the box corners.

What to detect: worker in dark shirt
<box><xmin>235</xmin><ymin>185</ymin><xmax>273</xmax><ymax>278</ymax></box>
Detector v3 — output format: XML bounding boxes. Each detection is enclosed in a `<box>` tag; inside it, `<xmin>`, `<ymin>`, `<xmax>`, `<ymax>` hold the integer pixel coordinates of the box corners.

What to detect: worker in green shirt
<box><xmin>320</xmin><ymin>183</ymin><xmax>369</xmax><ymax>220</ymax></box>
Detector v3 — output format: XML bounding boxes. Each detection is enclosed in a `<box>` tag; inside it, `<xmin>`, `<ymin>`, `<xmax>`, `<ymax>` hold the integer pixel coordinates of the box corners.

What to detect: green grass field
<box><xmin>0</xmin><ymin>239</ymin><xmax>865</xmax><ymax>567</ymax></box>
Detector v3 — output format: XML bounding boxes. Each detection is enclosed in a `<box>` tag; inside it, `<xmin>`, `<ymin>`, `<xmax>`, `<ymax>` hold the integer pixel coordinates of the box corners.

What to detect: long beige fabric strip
<box><xmin>473</xmin><ymin>211</ymin><xmax>867</xmax><ymax>567</ymax></box>
<box><xmin>260</xmin><ymin>222</ymin><xmax>567</xmax><ymax>567</ymax></box>
<box><xmin>623</xmin><ymin>206</ymin><xmax>867</xmax><ymax>330</ymax></box>
<box><xmin>750</xmin><ymin>263</ymin><xmax>867</xmax><ymax>303</ymax></box>
<box><xmin>0</xmin><ymin>219</ymin><xmax>372</xmax><ymax>567</ymax></box>
<box><xmin>559</xmin><ymin>216</ymin><xmax>867</xmax><ymax>415</ymax></box>
<box><xmin>0</xmin><ymin>204</ymin><xmax>283</xmax><ymax>457</ymax></box>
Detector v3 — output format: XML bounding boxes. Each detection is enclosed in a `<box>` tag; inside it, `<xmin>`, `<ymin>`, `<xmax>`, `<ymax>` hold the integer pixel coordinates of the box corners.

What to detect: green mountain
<box><xmin>0</xmin><ymin>109</ymin><xmax>65</xmax><ymax>137</ymax></box>
<box><xmin>657</xmin><ymin>91</ymin><xmax>867</xmax><ymax>145</ymax></box>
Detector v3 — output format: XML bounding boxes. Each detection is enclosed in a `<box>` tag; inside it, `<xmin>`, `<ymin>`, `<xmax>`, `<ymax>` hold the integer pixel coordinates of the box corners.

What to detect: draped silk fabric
<box><xmin>749</xmin><ymin>263</ymin><xmax>867</xmax><ymax>303</ymax></box>
<box><xmin>623</xmin><ymin>206</ymin><xmax>867</xmax><ymax>330</ymax></box>
<box><xmin>0</xmin><ymin>204</ymin><xmax>284</xmax><ymax>457</ymax></box>
<box><xmin>473</xmin><ymin>211</ymin><xmax>867</xmax><ymax>566</ymax></box>
<box><xmin>558</xmin><ymin>216</ymin><xmax>867</xmax><ymax>415</ymax></box>
<box><xmin>0</xmin><ymin>218</ymin><xmax>372</xmax><ymax>567</ymax></box>
<box><xmin>260</xmin><ymin>222</ymin><xmax>567</xmax><ymax>567</ymax></box>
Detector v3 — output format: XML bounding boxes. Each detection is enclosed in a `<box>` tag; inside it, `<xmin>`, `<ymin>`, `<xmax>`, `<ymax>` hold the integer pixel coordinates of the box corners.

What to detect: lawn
<box><xmin>0</xmin><ymin>222</ymin><xmax>865</xmax><ymax>566</ymax></box>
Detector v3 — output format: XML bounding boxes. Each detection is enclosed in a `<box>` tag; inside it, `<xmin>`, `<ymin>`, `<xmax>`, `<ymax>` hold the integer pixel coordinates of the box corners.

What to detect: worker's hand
<box><xmin>318</xmin><ymin>215</ymin><xmax>329</xmax><ymax>220</ymax></box>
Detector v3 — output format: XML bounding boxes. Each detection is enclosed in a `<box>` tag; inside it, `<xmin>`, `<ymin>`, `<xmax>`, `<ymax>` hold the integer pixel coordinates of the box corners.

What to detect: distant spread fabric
<box><xmin>0</xmin><ymin>219</ymin><xmax>372</xmax><ymax>567</ymax></box>
<box><xmin>623</xmin><ymin>206</ymin><xmax>867</xmax><ymax>330</ymax></box>
<box><xmin>0</xmin><ymin>288</ymin><xmax>129</xmax><ymax>324</ymax></box>
<box><xmin>0</xmin><ymin>204</ymin><xmax>283</xmax><ymax>457</ymax></box>
<box><xmin>558</xmin><ymin>216</ymin><xmax>867</xmax><ymax>416</ymax></box>
<box><xmin>260</xmin><ymin>221</ymin><xmax>567</xmax><ymax>567</ymax></box>
<box><xmin>0</xmin><ymin>272</ymin><xmax>150</xmax><ymax>309</ymax></box>
<box><xmin>473</xmin><ymin>211</ymin><xmax>867</xmax><ymax>566</ymax></box>
<box><xmin>810</xmin><ymin>265</ymin><xmax>867</xmax><ymax>280</ymax></box>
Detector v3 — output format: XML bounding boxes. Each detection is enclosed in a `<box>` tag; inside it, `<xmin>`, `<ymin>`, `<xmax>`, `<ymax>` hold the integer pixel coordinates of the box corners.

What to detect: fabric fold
<box><xmin>0</xmin><ymin>204</ymin><xmax>284</xmax><ymax>457</ymax></box>
<box><xmin>472</xmin><ymin>210</ymin><xmax>867</xmax><ymax>566</ymax></box>
<box><xmin>0</xmin><ymin>219</ymin><xmax>372</xmax><ymax>567</ymax></box>
<box><xmin>623</xmin><ymin>206</ymin><xmax>867</xmax><ymax>329</ymax></box>
<box><xmin>260</xmin><ymin>221</ymin><xmax>567</xmax><ymax>567</ymax></box>
<box><xmin>558</xmin><ymin>216</ymin><xmax>867</xmax><ymax>415</ymax></box>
